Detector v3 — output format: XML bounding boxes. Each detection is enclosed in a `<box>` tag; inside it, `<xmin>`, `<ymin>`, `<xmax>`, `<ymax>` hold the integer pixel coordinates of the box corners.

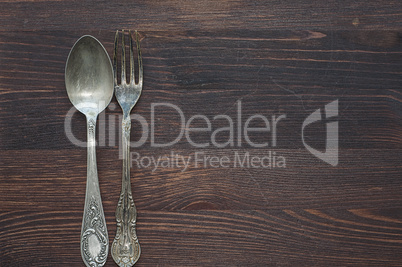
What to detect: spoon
<box><xmin>65</xmin><ymin>35</ymin><xmax>113</xmax><ymax>267</ymax></box>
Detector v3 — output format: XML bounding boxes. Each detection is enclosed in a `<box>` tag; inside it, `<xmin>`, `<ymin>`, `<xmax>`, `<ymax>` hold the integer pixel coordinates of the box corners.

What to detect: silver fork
<box><xmin>111</xmin><ymin>30</ymin><xmax>142</xmax><ymax>267</ymax></box>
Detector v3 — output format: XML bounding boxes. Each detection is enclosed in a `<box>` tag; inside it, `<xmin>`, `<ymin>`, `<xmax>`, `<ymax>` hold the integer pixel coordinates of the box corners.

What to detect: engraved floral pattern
<box><xmin>111</xmin><ymin>191</ymin><xmax>140</xmax><ymax>267</ymax></box>
<box><xmin>81</xmin><ymin>196</ymin><xmax>108</xmax><ymax>267</ymax></box>
<box><xmin>88</xmin><ymin>118</ymin><xmax>96</xmax><ymax>134</ymax></box>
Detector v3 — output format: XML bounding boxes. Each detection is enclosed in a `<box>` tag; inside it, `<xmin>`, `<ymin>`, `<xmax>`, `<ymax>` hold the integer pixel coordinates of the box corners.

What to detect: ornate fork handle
<box><xmin>112</xmin><ymin>115</ymin><xmax>141</xmax><ymax>266</ymax></box>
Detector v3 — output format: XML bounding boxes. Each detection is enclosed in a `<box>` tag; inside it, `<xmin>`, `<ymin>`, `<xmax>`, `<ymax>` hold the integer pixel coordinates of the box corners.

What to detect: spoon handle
<box><xmin>112</xmin><ymin>115</ymin><xmax>141</xmax><ymax>267</ymax></box>
<box><xmin>81</xmin><ymin>116</ymin><xmax>109</xmax><ymax>267</ymax></box>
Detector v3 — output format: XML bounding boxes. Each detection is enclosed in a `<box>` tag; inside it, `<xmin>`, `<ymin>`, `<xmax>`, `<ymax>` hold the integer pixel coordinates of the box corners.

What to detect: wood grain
<box><xmin>1</xmin><ymin>209</ymin><xmax>402</xmax><ymax>266</ymax></box>
<box><xmin>0</xmin><ymin>1</ymin><xmax>401</xmax><ymax>266</ymax></box>
<box><xmin>0</xmin><ymin>149</ymin><xmax>401</xmax><ymax>211</ymax></box>
<box><xmin>0</xmin><ymin>0</ymin><xmax>401</xmax><ymax>31</ymax></box>
<box><xmin>0</xmin><ymin>30</ymin><xmax>401</xmax><ymax>150</ymax></box>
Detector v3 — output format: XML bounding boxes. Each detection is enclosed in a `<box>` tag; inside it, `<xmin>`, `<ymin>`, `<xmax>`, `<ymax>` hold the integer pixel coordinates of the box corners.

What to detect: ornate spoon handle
<box><xmin>81</xmin><ymin>116</ymin><xmax>109</xmax><ymax>267</ymax></box>
<box><xmin>112</xmin><ymin>116</ymin><xmax>141</xmax><ymax>267</ymax></box>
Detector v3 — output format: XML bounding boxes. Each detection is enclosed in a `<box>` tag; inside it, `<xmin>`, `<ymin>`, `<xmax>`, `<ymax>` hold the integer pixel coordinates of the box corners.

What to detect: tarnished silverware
<box><xmin>65</xmin><ymin>35</ymin><xmax>114</xmax><ymax>267</ymax></box>
<box><xmin>111</xmin><ymin>30</ymin><xmax>142</xmax><ymax>266</ymax></box>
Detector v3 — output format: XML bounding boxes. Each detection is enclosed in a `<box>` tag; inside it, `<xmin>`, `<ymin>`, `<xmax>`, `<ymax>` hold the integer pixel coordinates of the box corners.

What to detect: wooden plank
<box><xmin>0</xmin><ymin>30</ymin><xmax>401</xmax><ymax>150</ymax></box>
<box><xmin>0</xmin><ymin>1</ymin><xmax>401</xmax><ymax>31</ymax></box>
<box><xmin>0</xmin><ymin>149</ymin><xmax>401</xmax><ymax>211</ymax></box>
<box><xmin>0</xmin><ymin>209</ymin><xmax>401</xmax><ymax>266</ymax></box>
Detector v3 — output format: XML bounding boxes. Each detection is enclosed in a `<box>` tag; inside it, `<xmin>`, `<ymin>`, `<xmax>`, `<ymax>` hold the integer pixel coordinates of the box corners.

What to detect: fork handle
<box><xmin>81</xmin><ymin>116</ymin><xmax>109</xmax><ymax>267</ymax></box>
<box><xmin>112</xmin><ymin>115</ymin><xmax>141</xmax><ymax>267</ymax></box>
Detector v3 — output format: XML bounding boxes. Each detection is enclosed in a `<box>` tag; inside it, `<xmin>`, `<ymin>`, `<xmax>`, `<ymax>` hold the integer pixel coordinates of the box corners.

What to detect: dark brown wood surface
<box><xmin>0</xmin><ymin>1</ymin><xmax>401</xmax><ymax>266</ymax></box>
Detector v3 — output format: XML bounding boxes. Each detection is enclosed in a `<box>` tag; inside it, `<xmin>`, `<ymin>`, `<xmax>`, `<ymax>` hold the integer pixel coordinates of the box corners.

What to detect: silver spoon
<box><xmin>65</xmin><ymin>35</ymin><xmax>113</xmax><ymax>267</ymax></box>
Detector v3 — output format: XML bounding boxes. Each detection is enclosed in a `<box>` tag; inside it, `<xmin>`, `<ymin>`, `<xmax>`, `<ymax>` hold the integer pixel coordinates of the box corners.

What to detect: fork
<box><xmin>111</xmin><ymin>30</ymin><xmax>142</xmax><ymax>267</ymax></box>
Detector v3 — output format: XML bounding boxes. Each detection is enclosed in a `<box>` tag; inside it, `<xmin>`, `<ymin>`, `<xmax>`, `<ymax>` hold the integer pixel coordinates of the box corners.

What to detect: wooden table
<box><xmin>1</xmin><ymin>1</ymin><xmax>401</xmax><ymax>266</ymax></box>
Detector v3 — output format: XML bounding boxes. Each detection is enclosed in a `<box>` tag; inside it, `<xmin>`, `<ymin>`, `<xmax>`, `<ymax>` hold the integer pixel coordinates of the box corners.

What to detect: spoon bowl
<box><xmin>65</xmin><ymin>35</ymin><xmax>113</xmax><ymax>116</ymax></box>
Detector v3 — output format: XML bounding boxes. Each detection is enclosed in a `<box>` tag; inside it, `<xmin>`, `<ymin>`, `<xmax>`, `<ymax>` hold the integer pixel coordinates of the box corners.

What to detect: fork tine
<box><xmin>121</xmin><ymin>30</ymin><xmax>126</xmax><ymax>85</ymax></box>
<box><xmin>113</xmin><ymin>30</ymin><xmax>119</xmax><ymax>85</ymax></box>
<box><xmin>129</xmin><ymin>31</ymin><xmax>135</xmax><ymax>85</ymax></box>
<box><xmin>136</xmin><ymin>31</ymin><xmax>143</xmax><ymax>87</ymax></box>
